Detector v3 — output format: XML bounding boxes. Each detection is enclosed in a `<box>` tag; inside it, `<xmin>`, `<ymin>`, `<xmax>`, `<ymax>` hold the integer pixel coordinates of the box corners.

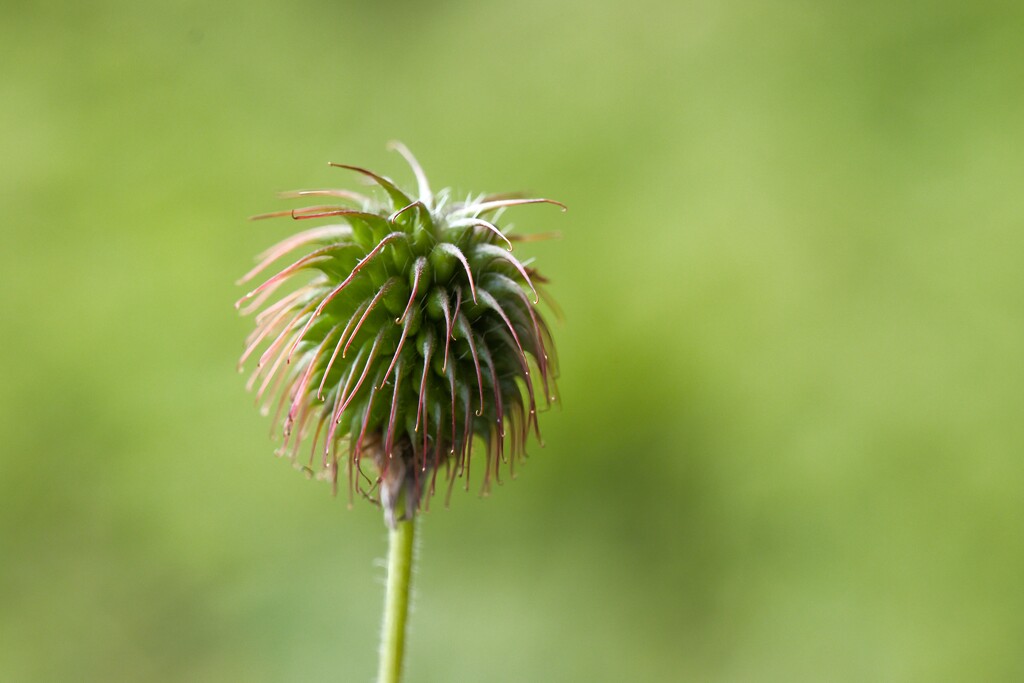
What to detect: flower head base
<box><xmin>237</xmin><ymin>143</ymin><xmax>562</xmax><ymax>526</ymax></box>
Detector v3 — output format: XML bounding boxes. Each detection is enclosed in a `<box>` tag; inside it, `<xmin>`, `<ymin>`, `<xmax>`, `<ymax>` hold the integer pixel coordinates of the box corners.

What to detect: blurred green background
<box><xmin>3</xmin><ymin>1</ymin><xmax>1023</xmax><ymax>681</ymax></box>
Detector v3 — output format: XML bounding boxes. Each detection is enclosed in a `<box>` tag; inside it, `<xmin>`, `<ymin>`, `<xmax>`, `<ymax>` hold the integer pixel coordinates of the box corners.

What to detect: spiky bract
<box><xmin>237</xmin><ymin>143</ymin><xmax>561</xmax><ymax>523</ymax></box>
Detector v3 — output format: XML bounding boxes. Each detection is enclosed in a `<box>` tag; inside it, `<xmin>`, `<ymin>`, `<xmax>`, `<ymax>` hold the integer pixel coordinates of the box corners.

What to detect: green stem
<box><xmin>378</xmin><ymin>517</ymin><xmax>416</xmax><ymax>683</ymax></box>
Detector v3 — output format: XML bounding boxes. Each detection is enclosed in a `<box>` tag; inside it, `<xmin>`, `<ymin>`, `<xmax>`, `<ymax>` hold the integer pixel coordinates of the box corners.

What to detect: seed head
<box><xmin>237</xmin><ymin>143</ymin><xmax>562</xmax><ymax>525</ymax></box>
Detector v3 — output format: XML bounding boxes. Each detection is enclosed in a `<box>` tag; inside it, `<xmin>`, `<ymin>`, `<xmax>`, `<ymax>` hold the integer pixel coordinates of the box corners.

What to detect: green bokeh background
<box><xmin>3</xmin><ymin>1</ymin><xmax>1023</xmax><ymax>681</ymax></box>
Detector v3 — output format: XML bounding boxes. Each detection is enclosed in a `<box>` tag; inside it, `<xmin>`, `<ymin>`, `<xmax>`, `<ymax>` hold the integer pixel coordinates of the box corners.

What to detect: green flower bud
<box><xmin>237</xmin><ymin>142</ymin><xmax>564</xmax><ymax>523</ymax></box>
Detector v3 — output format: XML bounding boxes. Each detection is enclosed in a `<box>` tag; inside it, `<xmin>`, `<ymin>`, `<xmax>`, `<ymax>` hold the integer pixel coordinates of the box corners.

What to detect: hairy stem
<box><xmin>378</xmin><ymin>517</ymin><xmax>416</xmax><ymax>683</ymax></box>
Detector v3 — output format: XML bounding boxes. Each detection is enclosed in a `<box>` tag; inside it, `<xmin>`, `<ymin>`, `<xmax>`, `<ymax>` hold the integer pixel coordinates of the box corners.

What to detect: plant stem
<box><xmin>378</xmin><ymin>516</ymin><xmax>416</xmax><ymax>683</ymax></box>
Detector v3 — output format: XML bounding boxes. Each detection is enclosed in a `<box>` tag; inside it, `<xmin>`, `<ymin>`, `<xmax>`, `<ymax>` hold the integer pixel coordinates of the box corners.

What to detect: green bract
<box><xmin>237</xmin><ymin>143</ymin><xmax>562</xmax><ymax>524</ymax></box>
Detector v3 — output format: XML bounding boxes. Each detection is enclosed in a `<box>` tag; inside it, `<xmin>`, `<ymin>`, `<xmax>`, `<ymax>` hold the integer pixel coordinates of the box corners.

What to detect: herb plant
<box><xmin>237</xmin><ymin>143</ymin><xmax>562</xmax><ymax>682</ymax></box>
